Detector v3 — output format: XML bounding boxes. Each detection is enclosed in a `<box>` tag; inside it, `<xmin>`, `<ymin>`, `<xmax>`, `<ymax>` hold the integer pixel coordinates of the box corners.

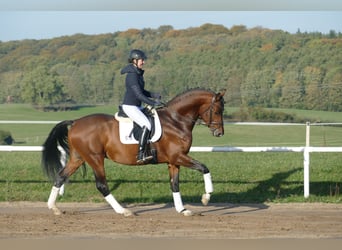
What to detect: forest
<box><xmin>0</xmin><ymin>23</ymin><xmax>341</xmax><ymax>111</ymax></box>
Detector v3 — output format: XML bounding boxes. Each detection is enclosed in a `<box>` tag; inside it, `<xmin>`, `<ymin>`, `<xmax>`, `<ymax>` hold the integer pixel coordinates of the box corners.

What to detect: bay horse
<box><xmin>42</xmin><ymin>88</ymin><xmax>226</xmax><ymax>216</ymax></box>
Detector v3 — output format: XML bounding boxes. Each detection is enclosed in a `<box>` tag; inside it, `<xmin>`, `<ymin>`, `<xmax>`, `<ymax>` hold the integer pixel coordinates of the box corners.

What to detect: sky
<box><xmin>1</xmin><ymin>1</ymin><xmax>342</xmax><ymax>42</ymax></box>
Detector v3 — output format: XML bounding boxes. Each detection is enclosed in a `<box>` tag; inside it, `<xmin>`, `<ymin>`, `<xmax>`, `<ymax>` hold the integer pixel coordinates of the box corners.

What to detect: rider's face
<box><xmin>135</xmin><ymin>58</ymin><xmax>145</xmax><ymax>69</ymax></box>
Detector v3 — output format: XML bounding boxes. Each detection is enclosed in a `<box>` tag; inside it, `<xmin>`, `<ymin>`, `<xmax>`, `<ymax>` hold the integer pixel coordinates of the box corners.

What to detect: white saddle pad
<box><xmin>114</xmin><ymin>109</ymin><xmax>162</xmax><ymax>144</ymax></box>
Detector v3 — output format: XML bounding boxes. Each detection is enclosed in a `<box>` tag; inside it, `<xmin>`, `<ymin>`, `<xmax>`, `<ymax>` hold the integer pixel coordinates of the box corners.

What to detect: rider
<box><xmin>120</xmin><ymin>49</ymin><xmax>161</xmax><ymax>164</ymax></box>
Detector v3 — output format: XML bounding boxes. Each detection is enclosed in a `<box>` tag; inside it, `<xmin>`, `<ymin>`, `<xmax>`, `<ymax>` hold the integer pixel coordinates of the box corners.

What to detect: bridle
<box><xmin>198</xmin><ymin>95</ymin><xmax>223</xmax><ymax>129</ymax></box>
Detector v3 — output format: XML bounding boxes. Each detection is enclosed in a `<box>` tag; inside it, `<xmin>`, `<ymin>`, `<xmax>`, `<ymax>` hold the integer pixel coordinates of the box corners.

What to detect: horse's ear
<box><xmin>216</xmin><ymin>89</ymin><xmax>226</xmax><ymax>99</ymax></box>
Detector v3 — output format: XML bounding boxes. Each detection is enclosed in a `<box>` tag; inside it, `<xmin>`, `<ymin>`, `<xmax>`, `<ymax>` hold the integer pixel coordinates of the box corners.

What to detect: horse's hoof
<box><xmin>122</xmin><ymin>209</ymin><xmax>135</xmax><ymax>217</ymax></box>
<box><xmin>201</xmin><ymin>193</ymin><xmax>210</xmax><ymax>206</ymax></box>
<box><xmin>181</xmin><ymin>209</ymin><xmax>194</xmax><ymax>216</ymax></box>
<box><xmin>51</xmin><ymin>206</ymin><xmax>62</xmax><ymax>215</ymax></box>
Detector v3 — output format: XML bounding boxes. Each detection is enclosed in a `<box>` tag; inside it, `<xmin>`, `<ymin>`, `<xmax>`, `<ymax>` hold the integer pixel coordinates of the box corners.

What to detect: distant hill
<box><xmin>0</xmin><ymin>24</ymin><xmax>341</xmax><ymax>111</ymax></box>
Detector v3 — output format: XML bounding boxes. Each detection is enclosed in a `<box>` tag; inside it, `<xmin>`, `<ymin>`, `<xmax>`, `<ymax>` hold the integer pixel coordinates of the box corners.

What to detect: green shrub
<box><xmin>227</xmin><ymin>106</ymin><xmax>307</xmax><ymax>123</ymax></box>
<box><xmin>0</xmin><ymin>130</ymin><xmax>14</xmax><ymax>145</ymax></box>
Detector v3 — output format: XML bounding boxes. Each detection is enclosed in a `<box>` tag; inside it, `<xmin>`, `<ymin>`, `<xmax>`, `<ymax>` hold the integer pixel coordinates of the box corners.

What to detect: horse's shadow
<box><xmin>77</xmin><ymin>200</ymin><xmax>272</xmax><ymax>217</ymax></box>
<box><xmin>100</xmin><ymin>167</ymin><xmax>307</xmax><ymax>215</ymax></box>
<box><xmin>212</xmin><ymin>167</ymin><xmax>304</xmax><ymax>204</ymax></box>
<box><xmin>75</xmin><ymin>201</ymin><xmax>269</xmax><ymax>216</ymax></box>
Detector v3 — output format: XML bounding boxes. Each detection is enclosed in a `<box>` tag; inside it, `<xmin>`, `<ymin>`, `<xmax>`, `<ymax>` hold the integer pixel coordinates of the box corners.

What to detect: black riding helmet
<box><xmin>128</xmin><ymin>49</ymin><xmax>147</xmax><ymax>63</ymax></box>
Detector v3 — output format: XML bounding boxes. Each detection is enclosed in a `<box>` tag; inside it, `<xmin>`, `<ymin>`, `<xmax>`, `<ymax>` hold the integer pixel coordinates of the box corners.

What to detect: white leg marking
<box><xmin>173</xmin><ymin>192</ymin><xmax>193</xmax><ymax>216</ymax></box>
<box><xmin>47</xmin><ymin>186</ymin><xmax>62</xmax><ymax>215</ymax></box>
<box><xmin>172</xmin><ymin>192</ymin><xmax>185</xmax><ymax>212</ymax></box>
<box><xmin>203</xmin><ymin>173</ymin><xmax>213</xmax><ymax>193</ymax></box>
<box><xmin>202</xmin><ymin>173</ymin><xmax>213</xmax><ymax>206</ymax></box>
<box><xmin>58</xmin><ymin>184</ymin><xmax>65</xmax><ymax>196</ymax></box>
<box><xmin>105</xmin><ymin>194</ymin><xmax>133</xmax><ymax>217</ymax></box>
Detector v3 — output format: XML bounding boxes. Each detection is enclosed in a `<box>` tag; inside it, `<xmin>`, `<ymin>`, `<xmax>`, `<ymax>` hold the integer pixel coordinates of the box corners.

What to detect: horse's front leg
<box><xmin>195</xmin><ymin>161</ymin><xmax>213</xmax><ymax>206</ymax></box>
<box><xmin>176</xmin><ymin>155</ymin><xmax>214</xmax><ymax>206</ymax></box>
<box><xmin>168</xmin><ymin>164</ymin><xmax>193</xmax><ymax>216</ymax></box>
<box><xmin>201</xmin><ymin>171</ymin><xmax>213</xmax><ymax>206</ymax></box>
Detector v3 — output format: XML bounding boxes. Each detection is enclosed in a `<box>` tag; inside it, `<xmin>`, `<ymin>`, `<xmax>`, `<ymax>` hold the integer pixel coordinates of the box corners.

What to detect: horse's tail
<box><xmin>41</xmin><ymin>120</ymin><xmax>73</xmax><ymax>181</ymax></box>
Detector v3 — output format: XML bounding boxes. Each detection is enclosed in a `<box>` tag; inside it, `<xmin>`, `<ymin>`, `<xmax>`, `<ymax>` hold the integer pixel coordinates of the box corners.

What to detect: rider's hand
<box><xmin>153</xmin><ymin>99</ymin><xmax>164</xmax><ymax>108</ymax></box>
<box><xmin>151</xmin><ymin>92</ymin><xmax>161</xmax><ymax>100</ymax></box>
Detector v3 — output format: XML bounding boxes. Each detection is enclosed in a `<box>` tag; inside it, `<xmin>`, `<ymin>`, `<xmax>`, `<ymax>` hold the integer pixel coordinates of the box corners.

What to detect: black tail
<box><xmin>41</xmin><ymin>120</ymin><xmax>73</xmax><ymax>181</ymax></box>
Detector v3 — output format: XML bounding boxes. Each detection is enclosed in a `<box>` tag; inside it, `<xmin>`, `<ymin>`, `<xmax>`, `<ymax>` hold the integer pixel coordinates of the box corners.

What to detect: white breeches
<box><xmin>122</xmin><ymin>104</ymin><xmax>151</xmax><ymax>130</ymax></box>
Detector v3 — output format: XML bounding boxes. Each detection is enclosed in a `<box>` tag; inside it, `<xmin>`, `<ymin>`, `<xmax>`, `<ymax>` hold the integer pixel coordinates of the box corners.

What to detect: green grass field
<box><xmin>0</xmin><ymin>104</ymin><xmax>341</xmax><ymax>204</ymax></box>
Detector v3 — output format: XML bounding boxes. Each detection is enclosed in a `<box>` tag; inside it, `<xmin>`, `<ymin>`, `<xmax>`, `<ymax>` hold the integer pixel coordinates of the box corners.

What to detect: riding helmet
<box><xmin>128</xmin><ymin>49</ymin><xmax>147</xmax><ymax>63</ymax></box>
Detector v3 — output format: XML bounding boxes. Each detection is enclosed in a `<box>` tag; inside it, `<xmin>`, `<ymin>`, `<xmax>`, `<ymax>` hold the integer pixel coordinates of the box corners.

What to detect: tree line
<box><xmin>0</xmin><ymin>24</ymin><xmax>341</xmax><ymax>111</ymax></box>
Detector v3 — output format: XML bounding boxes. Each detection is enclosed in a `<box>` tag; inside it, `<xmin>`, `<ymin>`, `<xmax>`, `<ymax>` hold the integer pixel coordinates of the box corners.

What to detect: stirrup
<box><xmin>137</xmin><ymin>153</ymin><xmax>153</xmax><ymax>164</ymax></box>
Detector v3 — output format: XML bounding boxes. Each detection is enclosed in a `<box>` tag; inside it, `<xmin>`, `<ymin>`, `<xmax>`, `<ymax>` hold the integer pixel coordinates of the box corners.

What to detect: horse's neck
<box><xmin>167</xmin><ymin>95</ymin><xmax>206</xmax><ymax>119</ymax></box>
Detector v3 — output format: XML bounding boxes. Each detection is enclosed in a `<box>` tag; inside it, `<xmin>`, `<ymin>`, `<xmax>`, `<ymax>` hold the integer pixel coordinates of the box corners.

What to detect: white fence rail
<box><xmin>0</xmin><ymin>146</ymin><xmax>43</xmax><ymax>151</ymax></box>
<box><xmin>1</xmin><ymin>121</ymin><xmax>342</xmax><ymax>198</ymax></box>
<box><xmin>190</xmin><ymin>145</ymin><xmax>342</xmax><ymax>198</ymax></box>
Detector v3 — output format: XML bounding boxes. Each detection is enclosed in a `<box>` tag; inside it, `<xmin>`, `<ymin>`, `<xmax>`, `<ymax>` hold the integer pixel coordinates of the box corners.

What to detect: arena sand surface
<box><xmin>0</xmin><ymin>202</ymin><xmax>341</xmax><ymax>240</ymax></box>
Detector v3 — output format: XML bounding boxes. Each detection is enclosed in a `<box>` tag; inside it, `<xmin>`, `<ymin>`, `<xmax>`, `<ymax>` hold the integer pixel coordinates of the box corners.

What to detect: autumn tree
<box><xmin>21</xmin><ymin>65</ymin><xmax>65</xmax><ymax>106</ymax></box>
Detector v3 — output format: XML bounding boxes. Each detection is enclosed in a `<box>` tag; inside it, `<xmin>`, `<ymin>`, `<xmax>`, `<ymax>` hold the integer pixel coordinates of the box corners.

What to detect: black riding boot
<box><xmin>137</xmin><ymin>126</ymin><xmax>153</xmax><ymax>164</ymax></box>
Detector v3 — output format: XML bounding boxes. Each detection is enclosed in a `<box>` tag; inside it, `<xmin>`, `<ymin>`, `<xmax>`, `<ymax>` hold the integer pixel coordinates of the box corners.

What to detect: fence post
<box><xmin>304</xmin><ymin>122</ymin><xmax>310</xmax><ymax>198</ymax></box>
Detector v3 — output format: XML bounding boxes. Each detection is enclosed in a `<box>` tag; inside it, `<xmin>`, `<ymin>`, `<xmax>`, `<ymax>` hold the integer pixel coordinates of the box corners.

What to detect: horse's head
<box><xmin>199</xmin><ymin>89</ymin><xmax>226</xmax><ymax>137</ymax></box>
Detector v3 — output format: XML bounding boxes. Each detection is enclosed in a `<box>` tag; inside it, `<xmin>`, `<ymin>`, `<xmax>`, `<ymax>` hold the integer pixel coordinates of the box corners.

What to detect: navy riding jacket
<box><xmin>121</xmin><ymin>64</ymin><xmax>155</xmax><ymax>106</ymax></box>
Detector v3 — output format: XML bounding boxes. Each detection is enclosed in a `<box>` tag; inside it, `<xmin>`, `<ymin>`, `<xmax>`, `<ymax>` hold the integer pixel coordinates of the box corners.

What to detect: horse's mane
<box><xmin>166</xmin><ymin>88</ymin><xmax>215</xmax><ymax>106</ymax></box>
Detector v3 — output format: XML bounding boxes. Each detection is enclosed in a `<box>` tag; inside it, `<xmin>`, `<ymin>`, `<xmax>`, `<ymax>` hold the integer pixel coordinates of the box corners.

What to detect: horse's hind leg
<box><xmin>47</xmin><ymin>186</ymin><xmax>62</xmax><ymax>215</ymax></box>
<box><xmin>87</xmin><ymin>155</ymin><xmax>134</xmax><ymax>217</ymax></box>
<box><xmin>94</xmin><ymin>174</ymin><xmax>133</xmax><ymax>217</ymax></box>
<box><xmin>47</xmin><ymin>156</ymin><xmax>84</xmax><ymax>215</ymax></box>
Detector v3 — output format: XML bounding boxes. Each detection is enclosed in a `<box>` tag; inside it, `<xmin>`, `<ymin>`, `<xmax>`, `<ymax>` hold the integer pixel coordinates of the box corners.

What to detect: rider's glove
<box><xmin>151</xmin><ymin>92</ymin><xmax>162</xmax><ymax>100</ymax></box>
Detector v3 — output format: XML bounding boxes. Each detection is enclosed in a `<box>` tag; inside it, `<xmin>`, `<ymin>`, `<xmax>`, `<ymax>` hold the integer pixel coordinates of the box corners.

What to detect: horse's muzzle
<box><xmin>212</xmin><ymin>129</ymin><xmax>224</xmax><ymax>137</ymax></box>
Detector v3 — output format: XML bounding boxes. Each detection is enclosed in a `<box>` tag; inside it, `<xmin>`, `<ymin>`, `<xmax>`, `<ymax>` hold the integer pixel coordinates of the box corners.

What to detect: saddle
<box><xmin>114</xmin><ymin>106</ymin><xmax>162</xmax><ymax>145</ymax></box>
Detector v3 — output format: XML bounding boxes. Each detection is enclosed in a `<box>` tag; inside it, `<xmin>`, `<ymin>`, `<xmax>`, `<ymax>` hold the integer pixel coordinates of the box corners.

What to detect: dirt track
<box><xmin>0</xmin><ymin>202</ymin><xmax>341</xmax><ymax>240</ymax></box>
